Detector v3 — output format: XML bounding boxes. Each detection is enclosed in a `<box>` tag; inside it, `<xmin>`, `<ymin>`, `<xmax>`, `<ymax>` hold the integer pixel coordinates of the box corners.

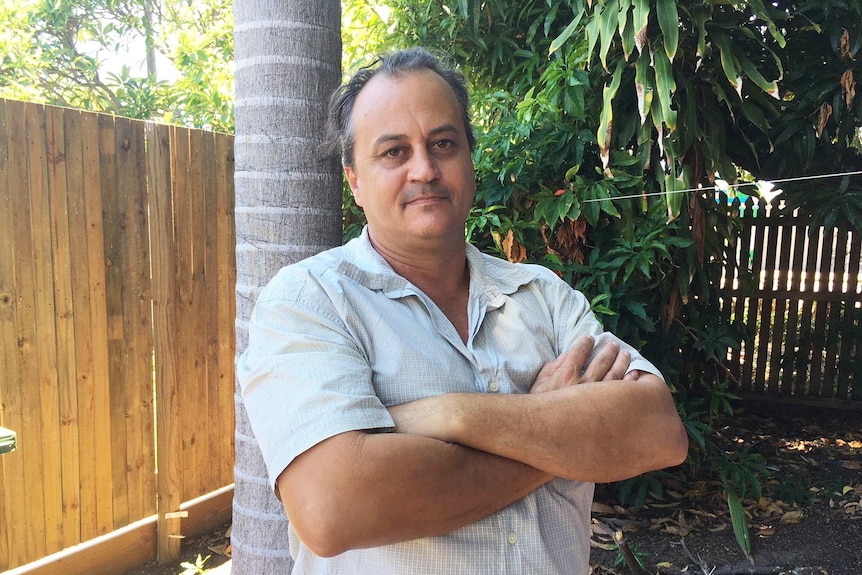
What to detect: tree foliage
<box><xmin>339</xmin><ymin>1</ymin><xmax>861</xmax><ymax>517</ymax></box>
<box><xmin>341</xmin><ymin>0</ymin><xmax>862</xmax><ymax>384</ymax></box>
<box><xmin>341</xmin><ymin>7</ymin><xmax>858</xmax><ymax>522</ymax></box>
<box><xmin>0</xmin><ymin>0</ymin><xmax>234</xmax><ymax>131</ymax></box>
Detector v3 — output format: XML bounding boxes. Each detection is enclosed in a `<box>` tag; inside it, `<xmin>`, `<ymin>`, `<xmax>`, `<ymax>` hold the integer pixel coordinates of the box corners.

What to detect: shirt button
<box><xmin>507</xmin><ymin>532</ymin><xmax>518</xmax><ymax>545</ymax></box>
<box><xmin>488</xmin><ymin>381</ymin><xmax>500</xmax><ymax>393</ymax></box>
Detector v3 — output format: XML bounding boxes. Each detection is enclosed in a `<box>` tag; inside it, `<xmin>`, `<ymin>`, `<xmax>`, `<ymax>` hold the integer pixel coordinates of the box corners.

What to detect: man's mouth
<box><xmin>403</xmin><ymin>188</ymin><xmax>450</xmax><ymax>206</ymax></box>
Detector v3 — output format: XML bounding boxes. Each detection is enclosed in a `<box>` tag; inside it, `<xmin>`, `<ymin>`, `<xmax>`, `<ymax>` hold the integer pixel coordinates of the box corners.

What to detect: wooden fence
<box><xmin>719</xmin><ymin>194</ymin><xmax>861</xmax><ymax>405</ymax></box>
<box><xmin>0</xmin><ymin>98</ymin><xmax>859</xmax><ymax>573</ymax></box>
<box><xmin>0</xmin><ymin>99</ymin><xmax>236</xmax><ymax>572</ymax></box>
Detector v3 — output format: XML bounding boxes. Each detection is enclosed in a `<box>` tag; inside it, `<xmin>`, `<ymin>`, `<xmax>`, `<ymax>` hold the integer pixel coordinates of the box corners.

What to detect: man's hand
<box><xmin>388</xmin><ymin>334</ymin><xmax>688</xmax><ymax>485</ymax></box>
<box><xmin>530</xmin><ymin>335</ymin><xmax>633</xmax><ymax>393</ymax></box>
<box><xmin>391</xmin><ymin>335</ymin><xmax>634</xmax><ymax>434</ymax></box>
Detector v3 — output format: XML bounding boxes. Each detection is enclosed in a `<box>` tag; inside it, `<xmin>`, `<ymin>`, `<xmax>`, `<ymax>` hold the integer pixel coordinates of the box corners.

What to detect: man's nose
<box><xmin>407</xmin><ymin>148</ymin><xmax>440</xmax><ymax>182</ymax></box>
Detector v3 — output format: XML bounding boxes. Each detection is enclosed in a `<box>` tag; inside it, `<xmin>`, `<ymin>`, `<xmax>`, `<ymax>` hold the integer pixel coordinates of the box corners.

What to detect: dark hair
<box><xmin>326</xmin><ymin>47</ymin><xmax>475</xmax><ymax>167</ymax></box>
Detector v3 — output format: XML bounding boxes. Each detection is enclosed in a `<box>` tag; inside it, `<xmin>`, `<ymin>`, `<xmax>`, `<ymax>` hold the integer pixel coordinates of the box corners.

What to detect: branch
<box><xmin>613</xmin><ymin>530</ymin><xmax>648</xmax><ymax>575</ymax></box>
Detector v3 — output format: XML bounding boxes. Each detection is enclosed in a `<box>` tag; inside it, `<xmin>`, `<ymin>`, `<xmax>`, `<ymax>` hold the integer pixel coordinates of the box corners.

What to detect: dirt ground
<box><xmin>124</xmin><ymin>402</ymin><xmax>861</xmax><ymax>575</ymax></box>
<box><xmin>589</xmin><ymin>403</ymin><xmax>862</xmax><ymax>575</ymax></box>
<box><xmin>122</xmin><ymin>524</ymin><xmax>232</xmax><ymax>575</ymax></box>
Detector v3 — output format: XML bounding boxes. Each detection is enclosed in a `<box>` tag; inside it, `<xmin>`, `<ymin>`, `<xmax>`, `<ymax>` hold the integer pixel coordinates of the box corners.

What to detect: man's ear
<box><xmin>344</xmin><ymin>165</ymin><xmax>363</xmax><ymax>207</ymax></box>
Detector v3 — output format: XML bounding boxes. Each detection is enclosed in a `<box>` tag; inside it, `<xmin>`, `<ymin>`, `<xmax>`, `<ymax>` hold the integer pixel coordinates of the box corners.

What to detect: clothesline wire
<box><xmin>577</xmin><ymin>169</ymin><xmax>862</xmax><ymax>204</ymax></box>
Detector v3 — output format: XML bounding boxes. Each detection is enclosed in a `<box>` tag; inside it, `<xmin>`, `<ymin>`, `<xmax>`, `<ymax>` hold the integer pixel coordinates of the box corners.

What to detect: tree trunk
<box><xmin>232</xmin><ymin>1</ymin><xmax>342</xmax><ymax>572</ymax></box>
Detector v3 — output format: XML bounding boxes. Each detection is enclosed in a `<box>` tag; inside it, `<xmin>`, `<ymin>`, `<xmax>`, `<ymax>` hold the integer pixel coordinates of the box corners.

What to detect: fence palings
<box><xmin>1</xmin><ymin>98</ymin><xmax>858</xmax><ymax>570</ymax></box>
<box><xmin>0</xmin><ymin>100</ymin><xmax>235</xmax><ymax>571</ymax></box>
<box><xmin>767</xmin><ymin>218</ymin><xmax>792</xmax><ymax>392</ymax></box>
<box><xmin>838</xmin><ymin>238</ymin><xmax>861</xmax><ymax>398</ymax></box>
<box><xmin>719</xmin><ymin>191</ymin><xmax>861</xmax><ymax>402</ymax></box>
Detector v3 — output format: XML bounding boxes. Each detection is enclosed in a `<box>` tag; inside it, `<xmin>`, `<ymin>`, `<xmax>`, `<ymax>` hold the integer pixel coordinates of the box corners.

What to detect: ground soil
<box><xmin>124</xmin><ymin>403</ymin><xmax>861</xmax><ymax>575</ymax></box>
<box><xmin>122</xmin><ymin>524</ymin><xmax>232</xmax><ymax>575</ymax></box>
<box><xmin>589</xmin><ymin>403</ymin><xmax>862</xmax><ymax>575</ymax></box>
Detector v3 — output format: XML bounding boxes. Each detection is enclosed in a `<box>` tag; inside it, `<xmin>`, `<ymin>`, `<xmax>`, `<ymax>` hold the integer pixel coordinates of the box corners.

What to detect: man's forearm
<box><xmin>278</xmin><ymin>430</ymin><xmax>551</xmax><ymax>557</ymax></box>
<box><xmin>390</xmin><ymin>375</ymin><xmax>688</xmax><ymax>483</ymax></box>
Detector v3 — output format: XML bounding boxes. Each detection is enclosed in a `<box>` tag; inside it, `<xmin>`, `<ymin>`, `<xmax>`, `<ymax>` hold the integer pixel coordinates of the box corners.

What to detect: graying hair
<box><xmin>325</xmin><ymin>47</ymin><xmax>476</xmax><ymax>167</ymax></box>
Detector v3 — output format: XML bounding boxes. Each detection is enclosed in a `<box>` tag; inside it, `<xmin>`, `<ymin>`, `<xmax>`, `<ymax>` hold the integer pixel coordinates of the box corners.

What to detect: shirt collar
<box><xmin>336</xmin><ymin>226</ymin><xmax>539</xmax><ymax>304</ymax></box>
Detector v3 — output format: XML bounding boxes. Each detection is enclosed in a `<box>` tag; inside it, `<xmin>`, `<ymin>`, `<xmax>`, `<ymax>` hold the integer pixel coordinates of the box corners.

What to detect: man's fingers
<box><xmin>531</xmin><ymin>350</ymin><xmax>569</xmax><ymax>393</ymax></box>
<box><xmin>603</xmin><ymin>348</ymin><xmax>631</xmax><ymax>381</ymax></box>
<box><xmin>532</xmin><ymin>337</ymin><xmax>593</xmax><ymax>393</ymax></box>
<box><xmin>533</xmin><ymin>336</ymin><xmax>638</xmax><ymax>392</ymax></box>
<box><xmin>581</xmin><ymin>341</ymin><xmax>619</xmax><ymax>382</ymax></box>
<box><xmin>565</xmin><ymin>336</ymin><xmax>594</xmax><ymax>376</ymax></box>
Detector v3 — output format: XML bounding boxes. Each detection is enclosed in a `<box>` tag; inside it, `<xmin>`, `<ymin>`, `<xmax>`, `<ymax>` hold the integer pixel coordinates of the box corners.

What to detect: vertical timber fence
<box><xmin>0</xmin><ymin>99</ymin><xmax>236</xmax><ymax>572</ymax></box>
<box><xmin>719</xmin><ymin>193</ymin><xmax>861</xmax><ymax>405</ymax></box>
<box><xmin>0</xmin><ymin>98</ymin><xmax>859</xmax><ymax>573</ymax></box>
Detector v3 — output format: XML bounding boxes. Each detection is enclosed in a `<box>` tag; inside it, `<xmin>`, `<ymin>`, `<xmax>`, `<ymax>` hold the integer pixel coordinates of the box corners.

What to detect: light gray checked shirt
<box><xmin>237</xmin><ymin>227</ymin><xmax>661</xmax><ymax>575</ymax></box>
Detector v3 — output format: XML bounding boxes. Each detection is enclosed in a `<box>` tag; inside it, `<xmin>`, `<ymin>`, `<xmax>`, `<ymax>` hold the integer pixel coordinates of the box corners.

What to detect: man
<box><xmin>237</xmin><ymin>47</ymin><xmax>688</xmax><ymax>574</ymax></box>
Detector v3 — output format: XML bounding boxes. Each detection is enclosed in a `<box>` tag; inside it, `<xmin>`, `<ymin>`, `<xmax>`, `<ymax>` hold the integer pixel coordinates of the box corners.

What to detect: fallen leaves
<box><xmin>824</xmin><ymin>483</ymin><xmax>862</xmax><ymax>518</ymax></box>
<box><xmin>779</xmin><ymin>510</ymin><xmax>803</xmax><ymax>524</ymax></box>
<box><xmin>204</xmin><ymin>524</ymin><xmax>231</xmax><ymax>557</ymax></box>
<box><xmin>588</xmin><ymin>408</ymin><xmax>862</xmax><ymax>573</ymax></box>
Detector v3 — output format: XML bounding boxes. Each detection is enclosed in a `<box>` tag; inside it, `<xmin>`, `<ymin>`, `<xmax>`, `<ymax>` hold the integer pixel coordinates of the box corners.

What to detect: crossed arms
<box><xmin>276</xmin><ymin>336</ymin><xmax>688</xmax><ymax>557</ymax></box>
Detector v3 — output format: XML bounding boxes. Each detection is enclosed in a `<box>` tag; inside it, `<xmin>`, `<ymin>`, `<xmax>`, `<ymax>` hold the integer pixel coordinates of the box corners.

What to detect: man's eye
<box><xmin>435</xmin><ymin>139</ymin><xmax>454</xmax><ymax>150</ymax></box>
<box><xmin>384</xmin><ymin>148</ymin><xmax>403</xmax><ymax>158</ymax></box>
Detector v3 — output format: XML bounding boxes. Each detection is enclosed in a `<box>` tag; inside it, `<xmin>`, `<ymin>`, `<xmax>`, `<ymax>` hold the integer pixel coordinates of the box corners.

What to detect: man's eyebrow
<box><xmin>371</xmin><ymin>124</ymin><xmax>462</xmax><ymax>147</ymax></box>
<box><xmin>372</xmin><ymin>133</ymin><xmax>408</xmax><ymax>147</ymax></box>
<box><xmin>427</xmin><ymin>124</ymin><xmax>461</xmax><ymax>138</ymax></box>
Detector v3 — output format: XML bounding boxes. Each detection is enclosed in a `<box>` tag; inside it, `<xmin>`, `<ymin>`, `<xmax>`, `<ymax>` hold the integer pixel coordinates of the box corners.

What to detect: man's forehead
<box><xmin>351</xmin><ymin>70</ymin><xmax>463</xmax><ymax>138</ymax></box>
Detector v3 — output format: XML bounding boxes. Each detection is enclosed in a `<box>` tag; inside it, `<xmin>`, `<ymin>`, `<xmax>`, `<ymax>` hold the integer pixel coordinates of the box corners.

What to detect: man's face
<box><xmin>344</xmin><ymin>69</ymin><xmax>476</xmax><ymax>253</ymax></box>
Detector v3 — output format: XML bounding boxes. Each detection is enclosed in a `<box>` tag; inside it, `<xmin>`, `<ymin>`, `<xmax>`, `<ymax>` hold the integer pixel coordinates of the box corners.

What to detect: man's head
<box><xmin>328</xmin><ymin>48</ymin><xmax>477</xmax><ymax>254</ymax></box>
<box><xmin>327</xmin><ymin>48</ymin><xmax>476</xmax><ymax>168</ymax></box>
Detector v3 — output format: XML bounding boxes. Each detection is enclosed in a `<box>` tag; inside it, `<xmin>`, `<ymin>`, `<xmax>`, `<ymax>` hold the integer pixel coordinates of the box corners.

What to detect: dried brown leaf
<box><xmin>591</xmin><ymin>502</ymin><xmax>617</xmax><ymax>515</ymax></box>
<box><xmin>780</xmin><ymin>510</ymin><xmax>803</xmax><ymax>524</ymax></box>
<box><xmin>841</xmin><ymin>69</ymin><xmax>856</xmax><ymax>109</ymax></box>
<box><xmin>817</xmin><ymin>102</ymin><xmax>833</xmax><ymax>138</ymax></box>
<box><xmin>840</xmin><ymin>28</ymin><xmax>852</xmax><ymax>60</ymax></box>
<box><xmin>502</xmin><ymin>229</ymin><xmax>527</xmax><ymax>263</ymax></box>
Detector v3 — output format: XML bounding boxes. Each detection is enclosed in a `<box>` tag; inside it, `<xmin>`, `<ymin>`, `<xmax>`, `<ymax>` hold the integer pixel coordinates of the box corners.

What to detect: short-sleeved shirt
<box><xmin>237</xmin><ymin>227</ymin><xmax>661</xmax><ymax>575</ymax></box>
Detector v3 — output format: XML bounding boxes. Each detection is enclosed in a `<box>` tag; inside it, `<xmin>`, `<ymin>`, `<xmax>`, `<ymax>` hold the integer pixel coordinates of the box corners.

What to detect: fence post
<box><xmin>147</xmin><ymin>122</ymin><xmax>184</xmax><ymax>562</ymax></box>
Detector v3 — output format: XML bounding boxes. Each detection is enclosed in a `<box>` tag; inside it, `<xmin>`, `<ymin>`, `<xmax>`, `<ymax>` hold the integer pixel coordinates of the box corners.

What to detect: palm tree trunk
<box><xmin>232</xmin><ymin>1</ymin><xmax>342</xmax><ymax>572</ymax></box>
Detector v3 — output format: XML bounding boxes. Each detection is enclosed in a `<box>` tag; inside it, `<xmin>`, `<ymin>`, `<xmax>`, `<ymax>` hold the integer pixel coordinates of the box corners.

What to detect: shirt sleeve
<box><xmin>536</xmin><ymin>268</ymin><xmax>664</xmax><ymax>379</ymax></box>
<box><xmin>236</xmin><ymin>268</ymin><xmax>395</xmax><ymax>491</ymax></box>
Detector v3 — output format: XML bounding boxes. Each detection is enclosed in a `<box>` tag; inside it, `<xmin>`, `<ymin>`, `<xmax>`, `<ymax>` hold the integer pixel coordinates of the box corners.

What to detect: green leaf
<box><xmin>738</xmin><ymin>53</ymin><xmax>778</xmax><ymax>97</ymax></box>
<box><xmin>618</xmin><ymin>0</ymin><xmax>632</xmax><ymax>38</ymax></box>
<box><xmin>664</xmin><ymin>172</ymin><xmax>684</xmax><ymax>222</ymax></box>
<box><xmin>598</xmin><ymin>0</ymin><xmax>620</xmax><ymax>71</ymax></box>
<box><xmin>747</xmin><ymin>0</ymin><xmax>786</xmax><ymax>48</ymax></box>
<box><xmin>549</xmin><ymin>9</ymin><xmax>584</xmax><ymax>56</ymax></box>
<box><xmin>620</xmin><ymin>8</ymin><xmax>635</xmax><ymax>60</ymax></box>
<box><xmin>597</xmin><ymin>181</ymin><xmax>621</xmax><ymax>218</ymax></box>
<box><xmin>727</xmin><ymin>489</ymin><xmax>753</xmax><ymax>562</ymax></box>
<box><xmin>653</xmin><ymin>47</ymin><xmax>677</xmax><ymax>131</ymax></box>
<box><xmin>739</xmin><ymin>97</ymin><xmax>772</xmax><ymax>139</ymax></box>
<box><xmin>535</xmin><ymin>197</ymin><xmax>560</xmax><ymax>227</ymax></box>
<box><xmin>565</xmin><ymin>165</ymin><xmax>581</xmax><ymax>181</ymax></box>
<box><xmin>713</xmin><ymin>33</ymin><xmax>741</xmax><ymax>92</ymax></box>
<box><xmin>632</xmin><ymin>0</ymin><xmax>650</xmax><ymax>53</ymax></box>
<box><xmin>456</xmin><ymin>0</ymin><xmax>468</xmax><ymax>18</ymax></box>
<box><xmin>566</xmin><ymin>199</ymin><xmax>582</xmax><ymax>221</ymax></box>
<box><xmin>586</xmin><ymin>9</ymin><xmax>603</xmax><ymax>66</ymax></box>
<box><xmin>634</xmin><ymin>53</ymin><xmax>654</xmax><ymax>126</ymax></box>
<box><xmin>597</xmin><ymin>60</ymin><xmax>625</xmax><ymax>170</ymax></box>
<box><xmin>691</xmin><ymin>4</ymin><xmax>709</xmax><ymax>58</ymax></box>
<box><xmin>656</xmin><ymin>0</ymin><xmax>679</xmax><ymax>61</ymax></box>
